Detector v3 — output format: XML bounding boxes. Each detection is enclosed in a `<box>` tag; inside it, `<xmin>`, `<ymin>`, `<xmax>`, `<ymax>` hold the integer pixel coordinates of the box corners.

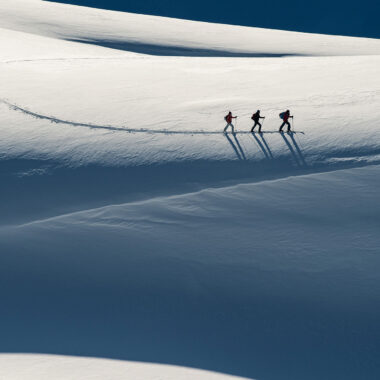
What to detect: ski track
<box><xmin>0</xmin><ymin>98</ymin><xmax>304</xmax><ymax>135</ymax></box>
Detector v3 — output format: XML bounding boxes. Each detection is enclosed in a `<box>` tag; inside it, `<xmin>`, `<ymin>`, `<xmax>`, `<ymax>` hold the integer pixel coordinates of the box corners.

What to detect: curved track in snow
<box><xmin>2</xmin><ymin>99</ymin><xmax>304</xmax><ymax>135</ymax></box>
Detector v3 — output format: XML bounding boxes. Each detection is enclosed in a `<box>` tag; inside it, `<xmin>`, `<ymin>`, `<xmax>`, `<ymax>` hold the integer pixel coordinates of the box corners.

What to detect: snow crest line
<box><xmin>1</xmin><ymin>99</ymin><xmax>303</xmax><ymax>135</ymax></box>
<box><xmin>3</xmin><ymin>163</ymin><xmax>376</xmax><ymax>229</ymax></box>
<box><xmin>0</xmin><ymin>56</ymin><xmax>144</xmax><ymax>65</ymax></box>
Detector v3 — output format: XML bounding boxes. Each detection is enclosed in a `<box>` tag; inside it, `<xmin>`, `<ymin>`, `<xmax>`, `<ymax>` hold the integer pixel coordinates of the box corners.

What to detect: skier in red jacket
<box><xmin>224</xmin><ymin>111</ymin><xmax>238</xmax><ymax>133</ymax></box>
<box><xmin>279</xmin><ymin>110</ymin><xmax>293</xmax><ymax>132</ymax></box>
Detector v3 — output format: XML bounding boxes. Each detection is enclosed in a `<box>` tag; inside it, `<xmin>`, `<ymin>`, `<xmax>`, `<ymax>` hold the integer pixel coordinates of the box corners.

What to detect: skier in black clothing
<box><xmin>251</xmin><ymin>110</ymin><xmax>265</xmax><ymax>133</ymax></box>
<box><xmin>279</xmin><ymin>110</ymin><xmax>293</xmax><ymax>132</ymax></box>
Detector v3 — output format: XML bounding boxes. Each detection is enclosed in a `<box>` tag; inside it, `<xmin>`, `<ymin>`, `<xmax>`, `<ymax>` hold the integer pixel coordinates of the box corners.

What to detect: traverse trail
<box><xmin>1</xmin><ymin>99</ymin><xmax>304</xmax><ymax>135</ymax></box>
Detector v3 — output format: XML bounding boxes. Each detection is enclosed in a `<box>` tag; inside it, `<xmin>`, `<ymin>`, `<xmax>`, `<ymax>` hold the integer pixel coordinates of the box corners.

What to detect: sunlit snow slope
<box><xmin>0</xmin><ymin>1</ymin><xmax>380</xmax><ymax>380</ymax></box>
<box><xmin>0</xmin><ymin>354</ymin><xmax>248</xmax><ymax>380</ymax></box>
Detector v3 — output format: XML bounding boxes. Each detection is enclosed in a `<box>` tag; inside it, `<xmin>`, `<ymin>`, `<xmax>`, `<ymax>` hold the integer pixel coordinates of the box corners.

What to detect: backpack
<box><xmin>224</xmin><ymin>115</ymin><xmax>228</xmax><ymax>121</ymax></box>
<box><xmin>251</xmin><ymin>113</ymin><xmax>256</xmax><ymax>120</ymax></box>
<box><xmin>279</xmin><ymin>112</ymin><xmax>286</xmax><ymax>119</ymax></box>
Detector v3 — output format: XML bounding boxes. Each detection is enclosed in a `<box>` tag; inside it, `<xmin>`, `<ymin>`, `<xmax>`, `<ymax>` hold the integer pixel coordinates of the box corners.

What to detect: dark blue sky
<box><xmin>46</xmin><ymin>0</ymin><xmax>380</xmax><ymax>39</ymax></box>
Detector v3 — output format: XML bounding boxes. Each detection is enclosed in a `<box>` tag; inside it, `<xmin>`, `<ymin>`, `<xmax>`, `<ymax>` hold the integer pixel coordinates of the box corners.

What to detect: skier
<box><xmin>251</xmin><ymin>110</ymin><xmax>265</xmax><ymax>133</ymax></box>
<box><xmin>279</xmin><ymin>110</ymin><xmax>293</xmax><ymax>133</ymax></box>
<box><xmin>224</xmin><ymin>111</ymin><xmax>238</xmax><ymax>133</ymax></box>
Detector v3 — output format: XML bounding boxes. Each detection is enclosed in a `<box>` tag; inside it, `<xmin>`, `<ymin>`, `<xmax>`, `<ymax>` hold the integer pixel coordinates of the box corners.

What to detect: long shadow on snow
<box><xmin>280</xmin><ymin>132</ymin><xmax>304</xmax><ymax>167</ymax></box>
<box><xmin>250</xmin><ymin>132</ymin><xmax>271</xmax><ymax>160</ymax></box>
<box><xmin>259</xmin><ymin>133</ymin><xmax>274</xmax><ymax>158</ymax></box>
<box><xmin>65</xmin><ymin>38</ymin><xmax>302</xmax><ymax>57</ymax></box>
<box><xmin>224</xmin><ymin>132</ymin><xmax>243</xmax><ymax>160</ymax></box>
<box><xmin>288</xmin><ymin>132</ymin><xmax>307</xmax><ymax>166</ymax></box>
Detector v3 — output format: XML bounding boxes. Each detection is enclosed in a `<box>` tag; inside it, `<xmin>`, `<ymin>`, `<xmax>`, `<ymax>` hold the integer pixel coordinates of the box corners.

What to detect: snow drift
<box><xmin>1</xmin><ymin>0</ymin><xmax>380</xmax><ymax>57</ymax></box>
<box><xmin>0</xmin><ymin>1</ymin><xmax>380</xmax><ymax>379</ymax></box>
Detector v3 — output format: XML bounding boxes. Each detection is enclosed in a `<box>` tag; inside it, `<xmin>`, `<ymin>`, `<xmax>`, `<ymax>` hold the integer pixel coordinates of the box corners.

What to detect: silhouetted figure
<box><xmin>224</xmin><ymin>111</ymin><xmax>237</xmax><ymax>133</ymax></box>
<box><xmin>251</xmin><ymin>110</ymin><xmax>265</xmax><ymax>133</ymax></box>
<box><xmin>279</xmin><ymin>110</ymin><xmax>293</xmax><ymax>132</ymax></box>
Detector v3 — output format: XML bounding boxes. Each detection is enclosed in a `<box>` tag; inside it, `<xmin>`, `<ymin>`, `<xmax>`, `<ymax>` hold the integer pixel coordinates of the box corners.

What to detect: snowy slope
<box><xmin>0</xmin><ymin>355</ymin><xmax>249</xmax><ymax>380</ymax></box>
<box><xmin>0</xmin><ymin>1</ymin><xmax>380</xmax><ymax>380</ymax></box>
<box><xmin>1</xmin><ymin>33</ymin><xmax>380</xmax><ymax>224</ymax></box>
<box><xmin>1</xmin><ymin>0</ymin><xmax>380</xmax><ymax>57</ymax></box>
<box><xmin>1</xmin><ymin>165</ymin><xmax>380</xmax><ymax>379</ymax></box>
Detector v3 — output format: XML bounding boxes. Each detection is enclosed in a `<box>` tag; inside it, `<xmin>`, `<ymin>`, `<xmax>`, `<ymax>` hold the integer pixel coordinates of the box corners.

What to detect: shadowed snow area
<box><xmin>0</xmin><ymin>1</ymin><xmax>380</xmax><ymax>379</ymax></box>
<box><xmin>1</xmin><ymin>166</ymin><xmax>380</xmax><ymax>380</ymax></box>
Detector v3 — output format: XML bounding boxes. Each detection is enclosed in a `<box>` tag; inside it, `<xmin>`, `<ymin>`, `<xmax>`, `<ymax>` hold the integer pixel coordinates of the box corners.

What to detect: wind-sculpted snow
<box><xmin>1</xmin><ymin>2</ymin><xmax>380</xmax><ymax>380</ymax></box>
<box><xmin>1</xmin><ymin>165</ymin><xmax>380</xmax><ymax>380</ymax></box>
<box><xmin>1</xmin><ymin>0</ymin><xmax>380</xmax><ymax>57</ymax></box>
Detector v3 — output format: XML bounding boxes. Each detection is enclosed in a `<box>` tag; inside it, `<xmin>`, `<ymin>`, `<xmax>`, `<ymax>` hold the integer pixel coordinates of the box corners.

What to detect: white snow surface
<box><xmin>2</xmin><ymin>0</ymin><xmax>380</xmax><ymax>57</ymax></box>
<box><xmin>0</xmin><ymin>354</ymin><xmax>249</xmax><ymax>380</ymax></box>
<box><xmin>0</xmin><ymin>1</ymin><xmax>380</xmax><ymax>380</ymax></box>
